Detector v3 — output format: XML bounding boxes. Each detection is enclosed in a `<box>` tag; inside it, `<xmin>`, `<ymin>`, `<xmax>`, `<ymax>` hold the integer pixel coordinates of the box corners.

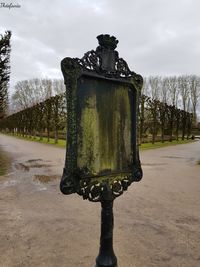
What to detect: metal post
<box><xmin>95</xmin><ymin>200</ymin><xmax>118</xmax><ymax>267</ymax></box>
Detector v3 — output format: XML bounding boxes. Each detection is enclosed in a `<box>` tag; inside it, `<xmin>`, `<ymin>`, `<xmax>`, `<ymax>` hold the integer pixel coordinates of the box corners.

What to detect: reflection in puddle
<box><xmin>0</xmin><ymin>146</ymin><xmax>11</xmax><ymax>176</ymax></box>
<box><xmin>15</xmin><ymin>159</ymin><xmax>51</xmax><ymax>172</ymax></box>
<box><xmin>15</xmin><ymin>163</ymin><xmax>30</xmax><ymax>171</ymax></box>
<box><xmin>34</xmin><ymin>174</ymin><xmax>59</xmax><ymax>183</ymax></box>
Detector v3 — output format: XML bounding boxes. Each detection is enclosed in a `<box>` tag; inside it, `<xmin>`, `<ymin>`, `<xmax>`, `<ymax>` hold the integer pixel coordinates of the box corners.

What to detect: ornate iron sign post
<box><xmin>60</xmin><ymin>34</ymin><xmax>143</xmax><ymax>267</ymax></box>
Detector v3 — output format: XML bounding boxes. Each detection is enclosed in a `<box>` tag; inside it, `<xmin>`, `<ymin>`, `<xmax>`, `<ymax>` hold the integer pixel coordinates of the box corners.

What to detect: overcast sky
<box><xmin>1</xmin><ymin>0</ymin><xmax>200</xmax><ymax>95</ymax></box>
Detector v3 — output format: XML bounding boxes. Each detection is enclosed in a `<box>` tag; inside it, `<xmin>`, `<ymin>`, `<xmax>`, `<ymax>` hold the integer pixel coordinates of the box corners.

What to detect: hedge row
<box><xmin>0</xmin><ymin>93</ymin><xmax>193</xmax><ymax>144</ymax></box>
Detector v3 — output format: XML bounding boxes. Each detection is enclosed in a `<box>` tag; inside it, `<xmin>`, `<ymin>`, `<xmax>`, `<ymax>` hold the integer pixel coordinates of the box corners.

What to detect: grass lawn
<box><xmin>140</xmin><ymin>139</ymin><xmax>195</xmax><ymax>150</ymax></box>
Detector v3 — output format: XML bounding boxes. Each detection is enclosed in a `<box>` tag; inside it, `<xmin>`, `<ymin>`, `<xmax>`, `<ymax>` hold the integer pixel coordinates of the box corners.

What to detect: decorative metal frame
<box><xmin>60</xmin><ymin>34</ymin><xmax>143</xmax><ymax>202</ymax></box>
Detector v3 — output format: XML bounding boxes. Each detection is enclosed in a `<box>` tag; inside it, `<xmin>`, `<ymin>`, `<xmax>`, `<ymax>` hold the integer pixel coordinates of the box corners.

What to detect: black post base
<box><xmin>95</xmin><ymin>200</ymin><xmax>118</xmax><ymax>267</ymax></box>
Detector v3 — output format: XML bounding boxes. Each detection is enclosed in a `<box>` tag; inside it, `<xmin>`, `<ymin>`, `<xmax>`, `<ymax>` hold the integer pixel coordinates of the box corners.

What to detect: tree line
<box><xmin>139</xmin><ymin>95</ymin><xmax>193</xmax><ymax>144</ymax></box>
<box><xmin>142</xmin><ymin>75</ymin><xmax>199</xmax><ymax>125</ymax></box>
<box><xmin>0</xmin><ymin>76</ymin><xmax>196</xmax><ymax>144</ymax></box>
<box><xmin>138</xmin><ymin>75</ymin><xmax>200</xmax><ymax>143</ymax></box>
<box><xmin>0</xmin><ymin>93</ymin><xmax>67</xmax><ymax>143</ymax></box>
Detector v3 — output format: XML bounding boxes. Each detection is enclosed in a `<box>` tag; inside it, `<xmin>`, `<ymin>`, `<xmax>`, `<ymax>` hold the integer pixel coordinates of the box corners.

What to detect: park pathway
<box><xmin>0</xmin><ymin>133</ymin><xmax>200</xmax><ymax>267</ymax></box>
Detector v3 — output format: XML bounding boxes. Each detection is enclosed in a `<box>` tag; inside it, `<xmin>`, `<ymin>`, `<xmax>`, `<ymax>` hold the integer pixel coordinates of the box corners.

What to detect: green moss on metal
<box><xmin>78</xmin><ymin>93</ymin><xmax>100</xmax><ymax>173</ymax></box>
<box><xmin>77</xmin><ymin>78</ymin><xmax>132</xmax><ymax>179</ymax></box>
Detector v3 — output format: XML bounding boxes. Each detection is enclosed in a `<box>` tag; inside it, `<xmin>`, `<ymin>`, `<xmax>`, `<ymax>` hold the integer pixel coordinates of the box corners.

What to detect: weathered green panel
<box><xmin>77</xmin><ymin>76</ymin><xmax>134</xmax><ymax>178</ymax></box>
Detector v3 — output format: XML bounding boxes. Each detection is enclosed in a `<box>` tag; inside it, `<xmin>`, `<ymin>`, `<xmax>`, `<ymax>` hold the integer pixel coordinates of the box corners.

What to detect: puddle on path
<box><xmin>0</xmin><ymin>148</ymin><xmax>61</xmax><ymax>189</ymax></box>
<box><xmin>0</xmin><ymin>146</ymin><xmax>11</xmax><ymax>176</ymax></box>
<box><xmin>14</xmin><ymin>159</ymin><xmax>51</xmax><ymax>171</ymax></box>
<box><xmin>34</xmin><ymin>174</ymin><xmax>60</xmax><ymax>183</ymax></box>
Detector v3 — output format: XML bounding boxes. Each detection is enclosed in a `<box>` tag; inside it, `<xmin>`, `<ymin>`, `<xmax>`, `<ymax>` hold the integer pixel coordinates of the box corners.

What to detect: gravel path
<box><xmin>0</xmin><ymin>133</ymin><xmax>200</xmax><ymax>267</ymax></box>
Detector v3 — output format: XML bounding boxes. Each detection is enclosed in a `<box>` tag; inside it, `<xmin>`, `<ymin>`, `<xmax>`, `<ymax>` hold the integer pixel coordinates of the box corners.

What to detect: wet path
<box><xmin>0</xmin><ymin>133</ymin><xmax>200</xmax><ymax>267</ymax></box>
<box><xmin>0</xmin><ymin>134</ymin><xmax>65</xmax><ymax>192</ymax></box>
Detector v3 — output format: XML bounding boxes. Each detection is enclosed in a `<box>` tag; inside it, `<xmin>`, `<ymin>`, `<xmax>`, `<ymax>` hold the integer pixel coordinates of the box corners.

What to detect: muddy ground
<box><xmin>0</xmin><ymin>133</ymin><xmax>200</xmax><ymax>267</ymax></box>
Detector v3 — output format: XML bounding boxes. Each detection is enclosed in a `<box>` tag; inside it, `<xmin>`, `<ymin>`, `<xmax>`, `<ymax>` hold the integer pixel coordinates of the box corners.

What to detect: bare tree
<box><xmin>148</xmin><ymin>76</ymin><xmax>161</xmax><ymax>100</ymax></box>
<box><xmin>52</xmin><ymin>79</ymin><xmax>65</xmax><ymax>95</ymax></box>
<box><xmin>178</xmin><ymin>76</ymin><xmax>191</xmax><ymax>140</ymax></box>
<box><xmin>166</xmin><ymin>76</ymin><xmax>179</xmax><ymax>107</ymax></box>
<box><xmin>11</xmin><ymin>78</ymin><xmax>53</xmax><ymax>111</ymax></box>
<box><xmin>12</xmin><ymin>80</ymin><xmax>31</xmax><ymax>110</ymax></box>
<box><xmin>178</xmin><ymin>75</ymin><xmax>190</xmax><ymax>111</ymax></box>
<box><xmin>188</xmin><ymin>75</ymin><xmax>200</xmax><ymax>125</ymax></box>
<box><xmin>37</xmin><ymin>78</ymin><xmax>52</xmax><ymax>99</ymax></box>
<box><xmin>160</xmin><ymin>77</ymin><xmax>169</xmax><ymax>104</ymax></box>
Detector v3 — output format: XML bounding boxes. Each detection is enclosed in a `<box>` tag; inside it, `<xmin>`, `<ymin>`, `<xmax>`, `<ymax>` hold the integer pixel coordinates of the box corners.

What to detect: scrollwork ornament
<box><xmin>115</xmin><ymin>58</ymin><xmax>133</xmax><ymax>77</ymax></box>
<box><xmin>76</xmin><ymin>46</ymin><xmax>143</xmax><ymax>83</ymax></box>
<box><xmin>76</xmin><ymin>172</ymin><xmax>139</xmax><ymax>202</ymax></box>
<box><xmin>78</xmin><ymin>50</ymin><xmax>101</xmax><ymax>72</ymax></box>
<box><xmin>111</xmin><ymin>180</ymin><xmax>123</xmax><ymax>197</ymax></box>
